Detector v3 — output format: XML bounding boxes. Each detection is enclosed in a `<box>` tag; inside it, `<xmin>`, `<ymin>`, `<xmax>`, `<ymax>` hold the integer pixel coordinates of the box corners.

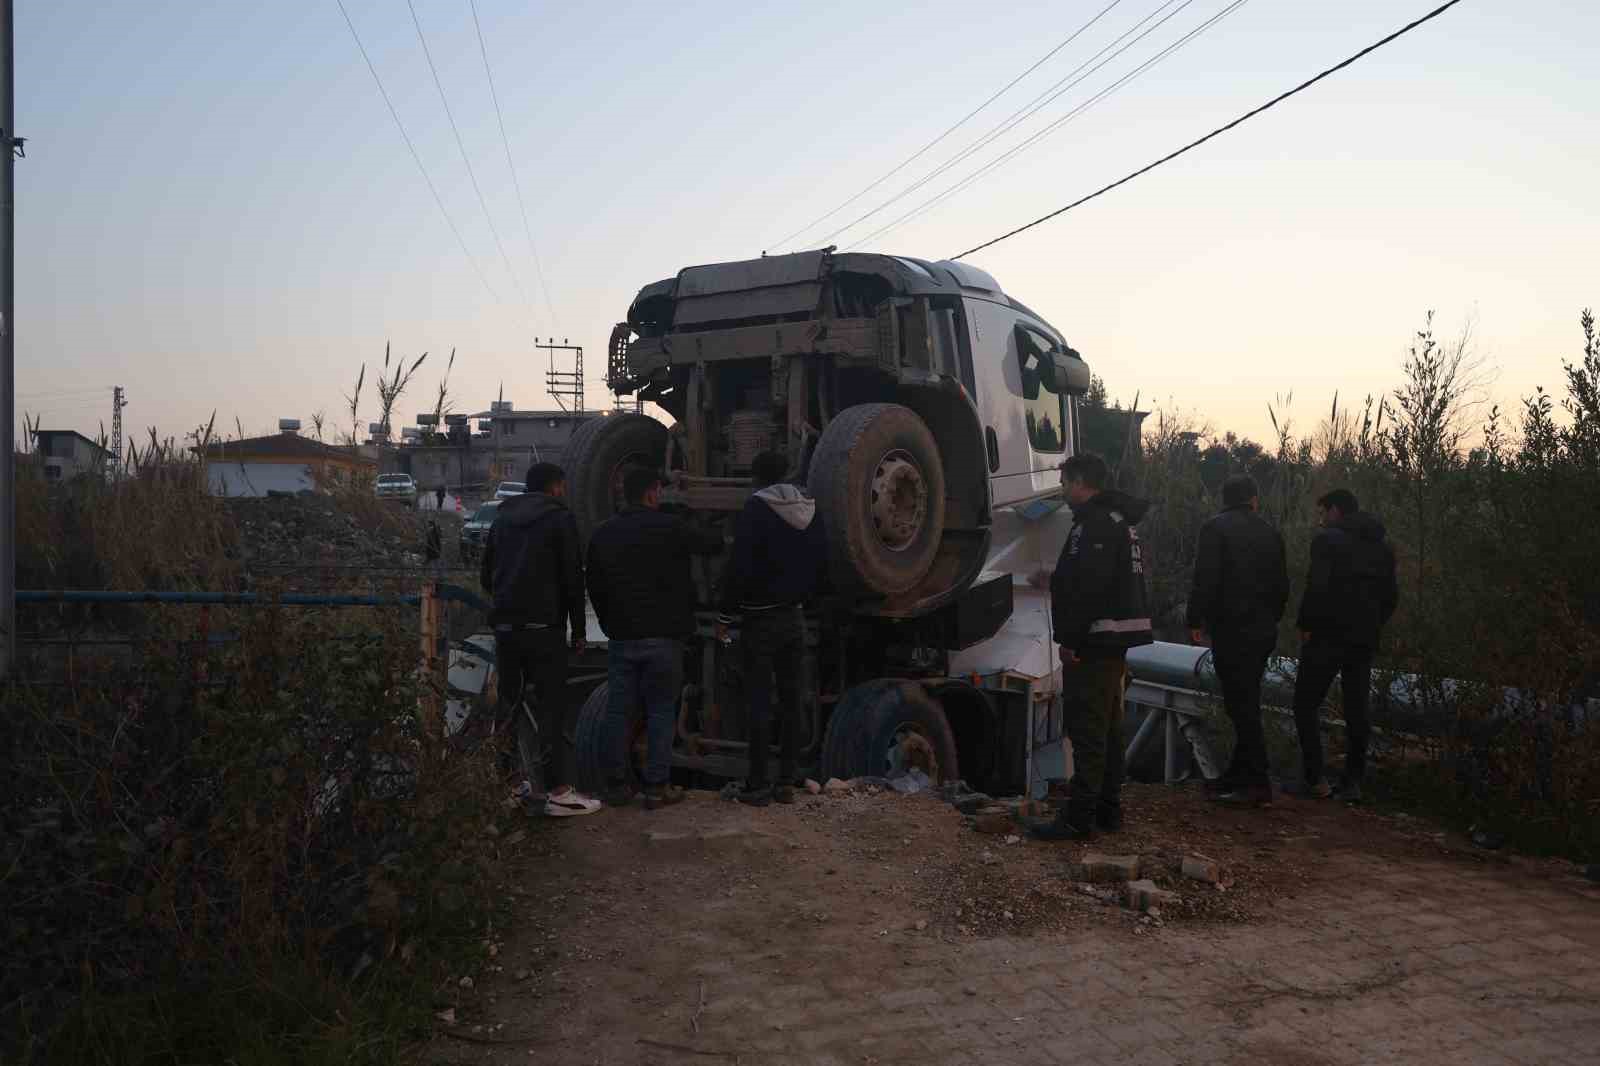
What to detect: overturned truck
<box><xmin>564</xmin><ymin>249</ymin><xmax>1092</xmax><ymax>795</ymax></box>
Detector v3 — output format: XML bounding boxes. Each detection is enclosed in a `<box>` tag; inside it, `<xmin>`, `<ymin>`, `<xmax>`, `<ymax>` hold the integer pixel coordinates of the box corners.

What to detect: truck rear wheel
<box><xmin>808</xmin><ymin>404</ymin><xmax>946</xmax><ymax>598</ymax></box>
<box><xmin>820</xmin><ymin>679</ymin><xmax>959</xmax><ymax>785</ymax></box>
<box><xmin>565</xmin><ymin>414</ymin><xmax>668</xmax><ymax>545</ymax></box>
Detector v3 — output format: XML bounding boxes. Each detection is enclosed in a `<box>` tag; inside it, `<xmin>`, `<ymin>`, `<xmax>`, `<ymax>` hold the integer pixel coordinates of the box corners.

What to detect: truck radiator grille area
<box><xmin>727</xmin><ymin>410</ymin><xmax>776</xmax><ymax>469</ymax></box>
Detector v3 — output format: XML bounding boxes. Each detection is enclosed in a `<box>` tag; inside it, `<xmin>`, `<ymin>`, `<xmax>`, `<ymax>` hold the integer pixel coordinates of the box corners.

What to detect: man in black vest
<box><xmin>1187</xmin><ymin>475</ymin><xmax>1289</xmax><ymax>807</ymax></box>
<box><xmin>1034</xmin><ymin>452</ymin><xmax>1154</xmax><ymax>841</ymax></box>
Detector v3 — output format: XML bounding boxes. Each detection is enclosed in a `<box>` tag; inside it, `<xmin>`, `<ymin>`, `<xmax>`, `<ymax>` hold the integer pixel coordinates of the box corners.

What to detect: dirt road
<box><xmin>424</xmin><ymin>785</ymin><xmax>1599</xmax><ymax>1066</ymax></box>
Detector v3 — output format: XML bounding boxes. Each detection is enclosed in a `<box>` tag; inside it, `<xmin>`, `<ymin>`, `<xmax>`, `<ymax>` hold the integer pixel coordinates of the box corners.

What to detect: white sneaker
<box><xmin>544</xmin><ymin>789</ymin><xmax>602</xmax><ymax>818</ymax></box>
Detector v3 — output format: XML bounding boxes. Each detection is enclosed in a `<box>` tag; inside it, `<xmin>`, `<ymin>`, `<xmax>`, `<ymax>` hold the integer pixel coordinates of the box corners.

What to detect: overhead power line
<box><xmin>468</xmin><ymin>0</ymin><xmax>560</xmax><ymax>332</ymax></box>
<box><xmin>405</xmin><ymin>0</ymin><xmax>533</xmax><ymax>322</ymax></box>
<box><xmin>953</xmin><ymin>0</ymin><xmax>1468</xmax><ymax>259</ymax></box>
<box><xmin>334</xmin><ymin>0</ymin><xmax>502</xmax><ymax>304</ymax></box>
<box><xmin>812</xmin><ymin>0</ymin><xmax>1201</xmax><ymax>250</ymax></box>
<box><xmin>770</xmin><ymin>0</ymin><xmax>1130</xmax><ymax>251</ymax></box>
<box><xmin>849</xmin><ymin>0</ymin><xmax>1249</xmax><ymax>250</ymax></box>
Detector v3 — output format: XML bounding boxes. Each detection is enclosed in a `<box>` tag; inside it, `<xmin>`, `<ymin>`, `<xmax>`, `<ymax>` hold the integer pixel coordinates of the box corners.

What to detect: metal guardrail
<box><xmin>16</xmin><ymin>584</ymin><xmax>490</xmax><ymax>611</ymax></box>
<box><xmin>18</xmin><ymin>589</ymin><xmax>420</xmax><ymax>607</ymax></box>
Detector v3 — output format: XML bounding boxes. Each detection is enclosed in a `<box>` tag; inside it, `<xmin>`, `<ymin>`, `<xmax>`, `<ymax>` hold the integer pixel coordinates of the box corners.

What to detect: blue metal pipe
<box><xmin>17</xmin><ymin>589</ymin><xmax>420</xmax><ymax>607</ymax></box>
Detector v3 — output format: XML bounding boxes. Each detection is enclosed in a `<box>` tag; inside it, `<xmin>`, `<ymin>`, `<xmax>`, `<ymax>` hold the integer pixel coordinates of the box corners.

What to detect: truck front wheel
<box><xmin>808</xmin><ymin>403</ymin><xmax>946</xmax><ymax>598</ymax></box>
<box><xmin>565</xmin><ymin>414</ymin><xmax>669</xmax><ymax>545</ymax></box>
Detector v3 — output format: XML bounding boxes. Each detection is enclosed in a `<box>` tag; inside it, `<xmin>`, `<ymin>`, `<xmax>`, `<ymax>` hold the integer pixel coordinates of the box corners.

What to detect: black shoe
<box><xmin>1029</xmin><ymin>811</ymin><xmax>1094</xmax><ymax>841</ymax></box>
<box><xmin>737</xmin><ymin>786</ymin><xmax>772</xmax><ymax>807</ymax></box>
<box><xmin>1332</xmin><ymin>778</ymin><xmax>1363</xmax><ymax>804</ymax></box>
<box><xmin>643</xmin><ymin>784</ymin><xmax>687</xmax><ymax>810</ymax></box>
<box><xmin>1214</xmin><ymin>784</ymin><xmax>1274</xmax><ymax>808</ymax></box>
<box><xmin>772</xmin><ymin>784</ymin><xmax>796</xmax><ymax>805</ymax></box>
<box><xmin>1095</xmin><ymin>805</ymin><xmax>1123</xmax><ymax>833</ymax></box>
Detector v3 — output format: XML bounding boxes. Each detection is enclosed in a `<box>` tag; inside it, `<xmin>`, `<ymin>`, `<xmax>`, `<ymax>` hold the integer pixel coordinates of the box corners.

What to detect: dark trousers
<box><xmin>741</xmin><ymin>607</ymin><xmax>805</xmax><ymax>790</ymax></box>
<box><xmin>495</xmin><ymin>626</ymin><xmax>570</xmax><ymax>792</ymax></box>
<box><xmin>1064</xmin><ymin>653</ymin><xmax>1127</xmax><ymax>824</ymax></box>
<box><xmin>1211</xmin><ymin>634</ymin><xmax>1275</xmax><ymax>787</ymax></box>
<box><xmin>1293</xmin><ymin>638</ymin><xmax>1373</xmax><ymax>785</ymax></box>
<box><xmin>603</xmin><ymin>639</ymin><xmax>684</xmax><ymax>786</ymax></box>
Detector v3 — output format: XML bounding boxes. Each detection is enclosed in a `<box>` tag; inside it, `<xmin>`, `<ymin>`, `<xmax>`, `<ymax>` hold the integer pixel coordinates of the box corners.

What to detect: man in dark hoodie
<box><xmin>1293</xmin><ymin>488</ymin><xmax>1399</xmax><ymax>803</ymax></box>
<box><xmin>1035</xmin><ymin>452</ymin><xmax>1154</xmax><ymax>841</ymax></box>
<box><xmin>480</xmin><ymin>462</ymin><xmax>599</xmax><ymax>818</ymax></box>
<box><xmin>586</xmin><ymin>465</ymin><xmax>724</xmax><ymax>810</ymax></box>
<box><xmin>1187</xmin><ymin>474</ymin><xmax>1290</xmax><ymax>807</ymax></box>
<box><xmin>717</xmin><ymin>451</ymin><xmax>828</xmax><ymax>807</ymax></box>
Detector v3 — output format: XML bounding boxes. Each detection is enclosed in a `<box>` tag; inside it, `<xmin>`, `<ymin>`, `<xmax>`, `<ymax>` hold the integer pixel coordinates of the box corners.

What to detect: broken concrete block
<box><xmin>823</xmin><ymin>778</ymin><xmax>852</xmax><ymax>795</ymax></box>
<box><xmin>1064</xmin><ymin>853</ymin><xmax>1141</xmax><ymax>883</ymax></box>
<box><xmin>1124</xmin><ymin>879</ymin><xmax>1179</xmax><ymax>913</ymax></box>
<box><xmin>1181</xmin><ymin>854</ymin><xmax>1223</xmax><ymax>884</ymax></box>
<box><xmin>950</xmin><ymin>792</ymin><xmax>992</xmax><ymax>814</ymax></box>
<box><xmin>804</xmin><ymin>778</ymin><xmax>822</xmax><ymax>795</ymax></box>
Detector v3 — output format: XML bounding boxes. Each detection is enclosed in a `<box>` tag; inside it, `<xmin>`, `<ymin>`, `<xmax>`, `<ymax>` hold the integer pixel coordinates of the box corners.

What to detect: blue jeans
<box><xmin>604</xmin><ymin>639</ymin><xmax>684</xmax><ymax>786</ymax></box>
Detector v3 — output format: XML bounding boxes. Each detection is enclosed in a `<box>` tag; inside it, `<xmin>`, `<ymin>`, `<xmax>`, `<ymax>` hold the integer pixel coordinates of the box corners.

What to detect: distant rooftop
<box><xmin>465</xmin><ymin>408</ymin><xmax>606</xmax><ymax>420</ymax></box>
<box><xmin>34</xmin><ymin>429</ymin><xmax>109</xmax><ymax>453</ymax></box>
<box><xmin>197</xmin><ymin>433</ymin><xmax>372</xmax><ymax>462</ymax></box>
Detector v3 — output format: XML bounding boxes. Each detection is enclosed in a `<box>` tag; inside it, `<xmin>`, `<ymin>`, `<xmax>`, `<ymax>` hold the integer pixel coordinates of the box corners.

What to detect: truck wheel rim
<box><xmin>886</xmin><ymin>724</ymin><xmax>940</xmax><ymax>782</ymax></box>
<box><xmin>869</xmin><ymin>451</ymin><xmax>928</xmax><ymax>552</ymax></box>
<box><xmin>607</xmin><ymin>452</ymin><xmax>650</xmax><ymax>512</ymax></box>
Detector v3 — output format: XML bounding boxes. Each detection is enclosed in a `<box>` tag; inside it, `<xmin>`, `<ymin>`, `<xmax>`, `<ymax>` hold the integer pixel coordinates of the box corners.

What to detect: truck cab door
<box><xmin>963</xmin><ymin>297</ymin><xmax>1082</xmax><ymax>509</ymax></box>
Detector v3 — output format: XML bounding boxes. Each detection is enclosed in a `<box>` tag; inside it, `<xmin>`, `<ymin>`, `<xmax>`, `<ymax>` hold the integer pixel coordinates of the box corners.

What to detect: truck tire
<box><xmin>564</xmin><ymin>414</ymin><xmax>669</xmax><ymax>545</ymax></box>
<box><xmin>820</xmin><ymin>679</ymin><xmax>959</xmax><ymax>785</ymax></box>
<box><xmin>808</xmin><ymin>404</ymin><xmax>946</xmax><ymax>597</ymax></box>
<box><xmin>573</xmin><ymin>682</ymin><xmax>629</xmax><ymax>794</ymax></box>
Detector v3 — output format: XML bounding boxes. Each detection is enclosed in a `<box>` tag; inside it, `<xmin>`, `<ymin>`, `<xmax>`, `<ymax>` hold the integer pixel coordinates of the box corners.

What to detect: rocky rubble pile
<box><xmin>227</xmin><ymin>494</ymin><xmax>462</xmax><ymax>575</ymax></box>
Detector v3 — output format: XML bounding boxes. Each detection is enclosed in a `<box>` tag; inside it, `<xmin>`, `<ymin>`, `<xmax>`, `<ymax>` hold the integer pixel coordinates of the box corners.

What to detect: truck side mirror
<box><xmin>1040</xmin><ymin>349</ymin><xmax>1092</xmax><ymax>398</ymax></box>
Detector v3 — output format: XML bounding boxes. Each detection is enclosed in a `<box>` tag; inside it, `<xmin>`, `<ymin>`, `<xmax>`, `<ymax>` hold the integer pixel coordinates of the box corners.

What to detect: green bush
<box><xmin>1125</xmin><ymin>311</ymin><xmax>1600</xmax><ymax>858</ymax></box>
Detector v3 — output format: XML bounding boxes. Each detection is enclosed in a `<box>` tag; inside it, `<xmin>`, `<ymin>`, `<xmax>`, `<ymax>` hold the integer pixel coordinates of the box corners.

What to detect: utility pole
<box><xmin>110</xmin><ymin>385</ymin><xmax>126</xmax><ymax>476</ymax></box>
<box><xmin>1</xmin><ymin>0</ymin><xmax>17</xmax><ymax>678</ymax></box>
<box><xmin>536</xmin><ymin>337</ymin><xmax>584</xmax><ymax>413</ymax></box>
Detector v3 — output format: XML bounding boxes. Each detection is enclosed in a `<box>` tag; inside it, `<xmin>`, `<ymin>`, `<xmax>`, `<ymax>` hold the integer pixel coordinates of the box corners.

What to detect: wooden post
<box><xmin>420</xmin><ymin>579</ymin><xmax>443</xmax><ymax>738</ymax></box>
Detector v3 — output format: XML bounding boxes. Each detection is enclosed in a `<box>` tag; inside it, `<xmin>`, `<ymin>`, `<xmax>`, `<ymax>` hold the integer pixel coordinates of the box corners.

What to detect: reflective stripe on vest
<box><xmin>1088</xmin><ymin>617</ymin><xmax>1152</xmax><ymax>634</ymax></box>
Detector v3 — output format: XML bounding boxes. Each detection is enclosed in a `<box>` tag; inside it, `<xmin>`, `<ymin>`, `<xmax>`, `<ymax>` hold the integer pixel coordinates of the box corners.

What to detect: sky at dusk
<box><xmin>14</xmin><ymin>1</ymin><xmax>1599</xmax><ymax>449</ymax></box>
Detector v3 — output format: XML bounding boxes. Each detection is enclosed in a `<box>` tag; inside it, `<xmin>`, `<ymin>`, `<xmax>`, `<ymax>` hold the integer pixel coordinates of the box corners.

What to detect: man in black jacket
<box><xmin>1293</xmin><ymin>488</ymin><xmax>1399</xmax><ymax>803</ymax></box>
<box><xmin>586</xmin><ymin>466</ymin><xmax>724</xmax><ymax>810</ymax></box>
<box><xmin>479</xmin><ymin>462</ymin><xmax>598</xmax><ymax>817</ymax></box>
<box><xmin>717</xmin><ymin>451</ymin><xmax>829</xmax><ymax>807</ymax></box>
<box><xmin>1035</xmin><ymin>452</ymin><xmax>1154</xmax><ymax>841</ymax></box>
<box><xmin>1187</xmin><ymin>475</ymin><xmax>1289</xmax><ymax>806</ymax></box>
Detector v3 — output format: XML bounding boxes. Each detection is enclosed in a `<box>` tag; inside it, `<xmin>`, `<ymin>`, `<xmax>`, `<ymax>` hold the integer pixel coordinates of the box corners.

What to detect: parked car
<box><xmin>375</xmin><ymin>473</ymin><xmax>418</xmax><ymax>508</ymax></box>
<box><xmin>460</xmin><ymin>501</ymin><xmax>501</xmax><ymax>561</ymax></box>
<box><xmin>493</xmin><ymin>481</ymin><xmax>526</xmax><ymax>500</ymax></box>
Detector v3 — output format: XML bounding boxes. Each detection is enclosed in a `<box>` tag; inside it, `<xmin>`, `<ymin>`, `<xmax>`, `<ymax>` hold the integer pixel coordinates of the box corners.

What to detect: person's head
<box><xmin>525</xmin><ymin>462</ymin><xmax>566</xmax><ymax>498</ymax></box>
<box><xmin>750</xmin><ymin>451</ymin><xmax>788</xmax><ymax>489</ymax></box>
<box><xmin>1222</xmin><ymin>474</ymin><xmax>1260</xmax><ymax>512</ymax></box>
<box><xmin>1059</xmin><ymin>452</ymin><xmax>1109</xmax><ymax>506</ymax></box>
<box><xmin>622</xmin><ymin>464</ymin><xmax>665</xmax><ymax>509</ymax></box>
<box><xmin>1315</xmin><ymin>488</ymin><xmax>1359</xmax><ymax>527</ymax></box>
